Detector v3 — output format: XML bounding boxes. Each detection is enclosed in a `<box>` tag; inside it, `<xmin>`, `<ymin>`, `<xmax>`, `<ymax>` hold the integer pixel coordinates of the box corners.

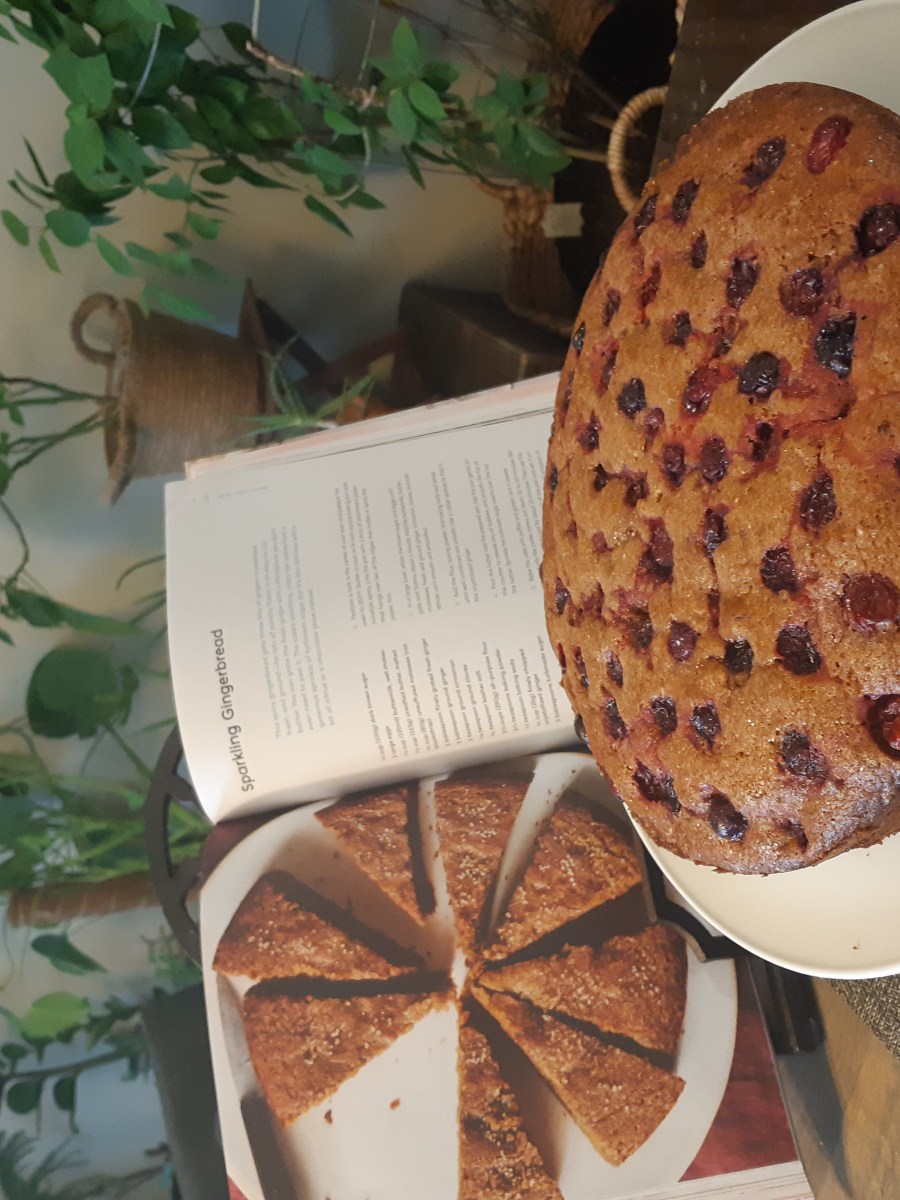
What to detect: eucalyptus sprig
<box><xmin>0</xmin><ymin>3</ymin><xmax>570</xmax><ymax>317</ymax></box>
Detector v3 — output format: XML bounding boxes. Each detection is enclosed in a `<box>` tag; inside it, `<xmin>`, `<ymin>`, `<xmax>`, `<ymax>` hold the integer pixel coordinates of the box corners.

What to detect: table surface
<box><xmin>657</xmin><ymin>4</ymin><xmax>900</xmax><ymax>1198</ymax></box>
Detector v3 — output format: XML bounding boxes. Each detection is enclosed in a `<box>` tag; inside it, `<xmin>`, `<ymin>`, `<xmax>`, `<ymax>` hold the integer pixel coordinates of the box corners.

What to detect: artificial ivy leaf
<box><xmin>131</xmin><ymin>106</ymin><xmax>193</xmax><ymax>150</ymax></box>
<box><xmin>32</xmin><ymin>934</ymin><xmax>105</xmax><ymax>976</ymax></box>
<box><xmin>239</xmin><ymin>95</ymin><xmax>298</xmax><ymax>141</ymax></box>
<box><xmin>401</xmin><ymin>146</ymin><xmax>425</xmax><ymax>188</ymax></box>
<box><xmin>125</xmin><ymin>242</ymin><xmax>190</xmax><ymax>273</ymax></box>
<box><xmin>422</xmin><ymin>61</ymin><xmax>459</xmax><ymax>94</ymax></box>
<box><xmin>408</xmin><ymin>80</ymin><xmax>445</xmax><ymax>123</ymax></box>
<box><xmin>6</xmin><ymin>1079</ymin><xmax>42</xmax><ymax>1114</ymax></box>
<box><xmin>492</xmin><ymin>71</ymin><xmax>526</xmax><ymax>115</ymax></box>
<box><xmin>46</xmin><ymin>207</ymin><xmax>91</xmax><ymax>247</ymax></box>
<box><xmin>1</xmin><ymin>1043</ymin><xmax>28</xmax><ymax>1064</ymax></box>
<box><xmin>95</xmin><ymin>234</ymin><xmax>135</xmax><ymax>276</ymax></box>
<box><xmin>323</xmin><ymin>108</ymin><xmax>362</xmax><ymax>136</ymax></box>
<box><xmin>302</xmin><ymin>144</ymin><xmax>355</xmax><ymax>179</ymax></box>
<box><xmin>53</xmin><ymin>1074</ymin><xmax>77</xmax><ymax>1113</ymax></box>
<box><xmin>23</xmin><ymin>137</ymin><xmax>51</xmax><ymax>187</ymax></box>
<box><xmin>195</xmin><ymin>94</ymin><xmax>233</xmax><ymax>133</ymax></box>
<box><xmin>123</xmin><ymin>0</ymin><xmax>173</xmax><ymax>26</ymax></box>
<box><xmin>185</xmin><ymin>211</ymin><xmax>221</xmax><ymax>240</ymax></box>
<box><xmin>44</xmin><ymin>47</ymin><xmax>114</xmax><ymax>114</ymax></box>
<box><xmin>519</xmin><ymin>121</ymin><xmax>568</xmax><ymax>159</ymax></box>
<box><xmin>303</xmin><ymin>194</ymin><xmax>351</xmax><ymax>236</ymax></box>
<box><xmin>141</xmin><ymin>282</ymin><xmax>213</xmax><ymax>323</ymax></box>
<box><xmin>38</xmin><ymin>234</ymin><xmax>61</xmax><ymax>272</ymax></box>
<box><xmin>146</xmin><ymin>173</ymin><xmax>192</xmax><ymax>201</ymax></box>
<box><xmin>199</xmin><ymin>162</ymin><xmax>237</xmax><ymax>185</ymax></box>
<box><xmin>189</xmin><ymin>257</ymin><xmax>229</xmax><ymax>283</ymax></box>
<box><xmin>343</xmin><ymin>188</ymin><xmax>385</xmax><ymax>211</ymax></box>
<box><xmin>390</xmin><ymin>17</ymin><xmax>424</xmax><ymax>71</ymax></box>
<box><xmin>26</xmin><ymin>647</ymin><xmax>134</xmax><ymax>738</ymax></box>
<box><xmin>20</xmin><ymin>993</ymin><xmax>90</xmax><ymax>1042</ymax></box>
<box><xmin>1</xmin><ymin>209</ymin><xmax>29</xmax><ymax>246</ymax></box>
<box><xmin>221</xmin><ymin>22</ymin><xmax>254</xmax><ymax>58</ymax></box>
<box><xmin>0</xmin><ymin>627</ymin><xmax>13</xmax><ymax>645</ymax></box>
<box><xmin>64</xmin><ymin>118</ymin><xmax>106</xmax><ymax>186</ymax></box>
<box><xmin>386</xmin><ymin>90</ymin><xmax>417</xmax><ymax>145</ymax></box>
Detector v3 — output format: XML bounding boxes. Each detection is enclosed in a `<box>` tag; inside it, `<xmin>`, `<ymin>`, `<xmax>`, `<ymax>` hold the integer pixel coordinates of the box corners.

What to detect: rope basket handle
<box><xmin>607</xmin><ymin>85</ymin><xmax>668</xmax><ymax>212</ymax></box>
<box><xmin>70</xmin><ymin>293</ymin><xmax>127</xmax><ymax>366</ymax></box>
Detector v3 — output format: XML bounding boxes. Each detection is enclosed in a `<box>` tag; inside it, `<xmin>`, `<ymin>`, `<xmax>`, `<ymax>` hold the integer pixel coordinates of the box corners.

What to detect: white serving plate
<box><xmin>201</xmin><ymin>752</ymin><xmax>737</xmax><ymax>1200</ymax></box>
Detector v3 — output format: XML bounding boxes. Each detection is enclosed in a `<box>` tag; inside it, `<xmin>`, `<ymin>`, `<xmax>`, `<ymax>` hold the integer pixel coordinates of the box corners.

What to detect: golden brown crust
<box><xmin>542</xmin><ymin>82</ymin><xmax>900</xmax><ymax>873</ymax></box>
<box><xmin>473</xmin><ymin>985</ymin><xmax>684</xmax><ymax>1166</ymax></box>
<box><xmin>316</xmin><ymin>784</ymin><xmax>433</xmax><ymax>925</ymax></box>
<box><xmin>242</xmin><ymin>986</ymin><xmax>446</xmax><ymax>1126</ymax></box>
<box><xmin>433</xmin><ymin>774</ymin><xmax>529</xmax><ymax>954</ymax></box>
<box><xmin>458</xmin><ymin>1017</ymin><xmax>563</xmax><ymax>1200</ymax></box>
<box><xmin>477</xmin><ymin>925</ymin><xmax>687</xmax><ymax>1055</ymax></box>
<box><xmin>212</xmin><ymin>871</ymin><xmax>421</xmax><ymax>982</ymax></box>
<box><xmin>486</xmin><ymin>797</ymin><xmax>642</xmax><ymax>959</ymax></box>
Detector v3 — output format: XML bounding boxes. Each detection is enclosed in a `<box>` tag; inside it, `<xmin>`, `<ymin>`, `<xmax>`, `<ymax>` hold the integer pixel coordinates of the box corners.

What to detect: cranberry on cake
<box><xmin>542</xmin><ymin>82</ymin><xmax>900</xmax><ymax>874</ymax></box>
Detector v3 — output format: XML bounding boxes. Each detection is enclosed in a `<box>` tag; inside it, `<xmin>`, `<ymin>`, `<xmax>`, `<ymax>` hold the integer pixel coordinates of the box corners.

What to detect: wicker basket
<box><xmin>71</xmin><ymin>284</ymin><xmax>268</xmax><ymax>502</ymax></box>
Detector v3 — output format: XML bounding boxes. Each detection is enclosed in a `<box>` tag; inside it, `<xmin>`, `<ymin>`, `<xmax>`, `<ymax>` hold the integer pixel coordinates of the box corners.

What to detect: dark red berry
<box><xmin>710</xmin><ymin>307</ymin><xmax>740</xmax><ymax>358</ymax></box>
<box><xmin>689</xmin><ymin>231</ymin><xmax>708</xmax><ymax>268</ymax></box>
<box><xmin>708</xmin><ymin>793</ymin><xmax>747</xmax><ymax>841</ymax></box>
<box><xmin>556</xmin><ymin>642</ymin><xmax>566</xmax><ymax>671</ymax></box>
<box><xmin>672</xmin><ymin>179</ymin><xmax>700</xmax><ymax>225</ymax></box>
<box><xmin>565</xmin><ymin>520</ymin><xmax>577</xmax><ymax>539</ymax></box>
<box><xmin>573</xmin><ymin>647</ymin><xmax>589</xmax><ymax>688</ymax></box>
<box><xmin>806</xmin><ymin>115</ymin><xmax>852</xmax><ymax>173</ymax></box>
<box><xmin>639</xmin><ymin>261</ymin><xmax>661</xmax><ymax>310</ymax></box>
<box><xmin>593</xmin><ymin>463</ymin><xmax>609</xmax><ymax>492</ymax></box>
<box><xmin>592</xmin><ymin>338</ymin><xmax>619</xmax><ymax>393</ymax></box>
<box><xmin>622</xmin><ymin>471</ymin><xmax>648</xmax><ymax>508</ymax></box>
<box><xmin>626</xmin><ymin>606</ymin><xmax>654</xmax><ymax>651</ymax></box>
<box><xmin>605</xmin><ymin>651</ymin><xmax>623</xmax><ymax>686</ymax></box>
<box><xmin>650</xmin><ymin>696</ymin><xmax>678</xmax><ymax>735</ymax></box>
<box><xmin>855</xmin><ymin>204</ymin><xmax>900</xmax><ymax>256</ymax></box>
<box><xmin>814</xmin><ymin>314</ymin><xmax>856</xmax><ymax>377</ymax></box>
<box><xmin>668</xmin><ymin>620</ymin><xmax>698</xmax><ymax>662</ymax></box>
<box><xmin>558</xmin><ymin>373</ymin><xmax>574</xmax><ymax>426</ymax></box>
<box><xmin>738</xmin><ymin>351</ymin><xmax>780</xmax><ymax>399</ymax></box>
<box><xmin>576</xmin><ymin>415</ymin><xmax>600</xmax><ymax>452</ymax></box>
<box><xmin>776</xmin><ymin>624</ymin><xmax>822</xmax><ymax>675</ymax></box>
<box><xmin>661</xmin><ymin>443</ymin><xmax>686</xmax><ymax>487</ymax></box>
<box><xmin>603</xmin><ymin>288</ymin><xmax>621</xmax><ymax>325</ymax></box>
<box><xmin>781</xmin><ymin>729</ymin><xmax>828</xmax><ymax>780</ymax></box>
<box><xmin>724</xmin><ymin>638</ymin><xmax>754</xmax><ymax>676</ymax></box>
<box><xmin>634</xmin><ymin>192</ymin><xmax>658</xmax><ymax>237</ymax></box>
<box><xmin>643</xmin><ymin>406</ymin><xmax>664</xmax><ymax>448</ymax></box>
<box><xmin>701</xmin><ymin>508</ymin><xmax>728</xmax><ymax>557</ymax></box>
<box><xmin>690</xmin><ymin>702</ymin><xmax>721</xmax><ymax>745</ymax></box>
<box><xmin>779</xmin><ymin>266</ymin><xmax>825</xmax><ymax>316</ymax></box>
<box><xmin>571</xmin><ymin>321</ymin><xmax>585</xmax><ymax>352</ymax></box>
<box><xmin>750</xmin><ymin>422</ymin><xmax>775</xmax><ymax>461</ymax></box>
<box><xmin>548</xmin><ymin>465</ymin><xmax>558</xmax><ymax>493</ymax></box>
<box><xmin>726</xmin><ymin>257</ymin><xmax>760</xmax><ymax>308</ymax></box>
<box><xmin>617</xmin><ymin>377</ymin><xmax>647</xmax><ymax>419</ymax></box>
<box><xmin>842</xmin><ymin>573</ymin><xmax>900</xmax><ymax>632</ymax></box>
<box><xmin>666</xmin><ymin>310</ymin><xmax>692</xmax><ymax>346</ymax></box>
<box><xmin>554</xmin><ymin>577</ymin><xmax>570</xmax><ymax>614</ymax></box>
<box><xmin>604</xmin><ymin>696</ymin><xmax>627</xmax><ymax>740</ymax></box>
<box><xmin>700</xmin><ymin>436</ymin><xmax>729</xmax><ymax>483</ymax></box>
<box><xmin>574</xmin><ymin>713</ymin><xmax>589</xmax><ymax>746</ymax></box>
<box><xmin>741</xmin><ymin>136</ymin><xmax>786</xmax><ymax>188</ymax></box>
<box><xmin>642</xmin><ymin>519</ymin><xmax>674</xmax><ymax>582</ymax></box>
<box><xmin>683</xmin><ymin>365</ymin><xmax>724</xmax><ymax>415</ymax></box>
<box><xmin>864</xmin><ymin>694</ymin><xmax>900</xmax><ymax>757</ymax></box>
<box><xmin>579</xmin><ymin>582</ymin><xmax>604</xmax><ymax>620</ymax></box>
<box><xmin>633</xmin><ymin>763</ymin><xmax>680</xmax><ymax>812</ymax></box>
<box><xmin>592</xmin><ymin>531</ymin><xmax>610</xmax><ymax>555</ymax></box>
<box><xmin>760</xmin><ymin>545</ymin><xmax>798</xmax><ymax>593</ymax></box>
<box><xmin>798</xmin><ymin>471</ymin><xmax>837</xmax><ymax>532</ymax></box>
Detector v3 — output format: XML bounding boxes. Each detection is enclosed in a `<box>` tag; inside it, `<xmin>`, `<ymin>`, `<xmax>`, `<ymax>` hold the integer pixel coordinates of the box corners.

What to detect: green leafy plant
<box><xmin>0</xmin><ymin>1131</ymin><xmax>166</xmax><ymax>1199</ymax></box>
<box><xmin>0</xmin><ymin>3</ymin><xmax>571</xmax><ymax>316</ymax></box>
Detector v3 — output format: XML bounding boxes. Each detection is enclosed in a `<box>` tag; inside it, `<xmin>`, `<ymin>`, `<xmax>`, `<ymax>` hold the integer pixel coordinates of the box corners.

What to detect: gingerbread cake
<box><xmin>486</xmin><ymin>796</ymin><xmax>641</xmax><ymax>960</ymax></box>
<box><xmin>477</xmin><ymin>924</ymin><xmax>687</xmax><ymax>1056</ymax></box>
<box><xmin>473</xmin><ymin>985</ymin><xmax>685</xmax><ymax>1166</ymax></box>
<box><xmin>457</xmin><ymin>1016</ymin><xmax>563</xmax><ymax>1200</ymax></box>
<box><xmin>212</xmin><ymin>871</ymin><xmax>422</xmax><ymax>982</ymax></box>
<box><xmin>542</xmin><ymin>82</ymin><xmax>900</xmax><ymax>873</ymax></box>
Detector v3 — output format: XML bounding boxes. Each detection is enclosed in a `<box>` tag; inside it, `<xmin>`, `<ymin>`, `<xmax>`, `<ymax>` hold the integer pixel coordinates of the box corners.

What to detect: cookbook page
<box><xmin>166</xmin><ymin>395</ymin><xmax>572</xmax><ymax>822</ymax></box>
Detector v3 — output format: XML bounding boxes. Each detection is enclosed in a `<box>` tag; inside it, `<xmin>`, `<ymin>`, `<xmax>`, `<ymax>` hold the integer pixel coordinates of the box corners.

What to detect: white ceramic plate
<box><xmin>632</xmin><ymin>0</ymin><xmax>900</xmax><ymax>981</ymax></box>
<box><xmin>201</xmin><ymin>753</ymin><xmax>738</xmax><ymax>1200</ymax></box>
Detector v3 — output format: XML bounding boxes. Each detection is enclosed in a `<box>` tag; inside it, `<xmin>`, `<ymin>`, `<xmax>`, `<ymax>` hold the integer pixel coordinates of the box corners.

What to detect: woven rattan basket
<box><xmin>71</xmin><ymin>285</ymin><xmax>268</xmax><ymax>502</ymax></box>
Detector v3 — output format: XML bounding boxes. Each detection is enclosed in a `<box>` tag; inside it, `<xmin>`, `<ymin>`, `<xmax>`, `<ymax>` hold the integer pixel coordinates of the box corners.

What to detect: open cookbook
<box><xmin>164</xmin><ymin>376</ymin><xmax>812</xmax><ymax>1200</ymax></box>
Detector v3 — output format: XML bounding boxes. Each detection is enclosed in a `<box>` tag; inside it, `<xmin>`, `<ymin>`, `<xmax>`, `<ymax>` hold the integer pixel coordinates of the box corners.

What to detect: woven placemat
<box><xmin>828</xmin><ymin>976</ymin><xmax>900</xmax><ymax>1059</ymax></box>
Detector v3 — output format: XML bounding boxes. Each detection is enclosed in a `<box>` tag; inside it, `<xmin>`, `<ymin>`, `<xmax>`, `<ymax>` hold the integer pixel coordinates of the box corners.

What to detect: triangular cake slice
<box><xmin>316</xmin><ymin>784</ymin><xmax>434</xmax><ymax>924</ymax></box>
<box><xmin>243</xmin><ymin>985</ymin><xmax>446</xmax><ymax>1126</ymax></box>
<box><xmin>458</xmin><ymin>1016</ymin><xmax>563</xmax><ymax>1200</ymax></box>
<box><xmin>477</xmin><ymin>925</ymin><xmax>687</xmax><ymax>1055</ymax></box>
<box><xmin>213</xmin><ymin>870</ymin><xmax>422</xmax><ymax>982</ymax></box>
<box><xmin>486</xmin><ymin>797</ymin><xmax>642</xmax><ymax>960</ymax></box>
<box><xmin>472</xmin><ymin>985</ymin><xmax>684</xmax><ymax>1166</ymax></box>
<box><xmin>432</xmin><ymin>773</ymin><xmax>528</xmax><ymax>955</ymax></box>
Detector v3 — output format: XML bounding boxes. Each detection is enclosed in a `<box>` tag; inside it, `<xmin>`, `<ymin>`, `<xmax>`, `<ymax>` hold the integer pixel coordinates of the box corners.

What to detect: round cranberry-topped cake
<box><xmin>542</xmin><ymin>82</ymin><xmax>900</xmax><ymax>874</ymax></box>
